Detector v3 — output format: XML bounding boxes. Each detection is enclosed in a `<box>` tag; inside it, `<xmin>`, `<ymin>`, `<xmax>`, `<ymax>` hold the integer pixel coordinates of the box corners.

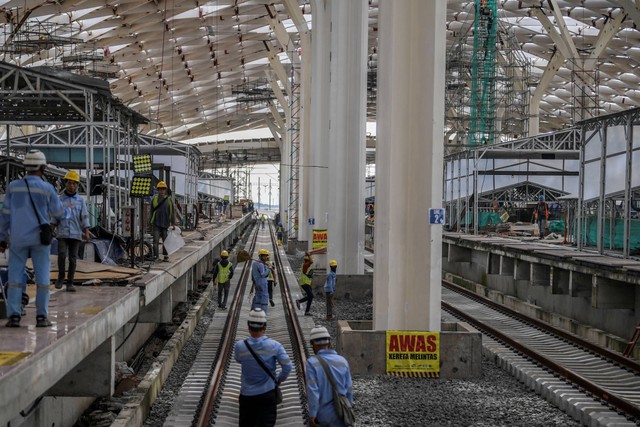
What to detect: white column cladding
<box><xmin>327</xmin><ymin>0</ymin><xmax>367</xmax><ymax>274</ymax></box>
<box><xmin>308</xmin><ymin>0</ymin><xmax>331</xmax><ymax>263</ymax></box>
<box><xmin>374</xmin><ymin>0</ymin><xmax>445</xmax><ymax>332</ymax></box>
<box><xmin>298</xmin><ymin>41</ymin><xmax>312</xmax><ymax>241</ymax></box>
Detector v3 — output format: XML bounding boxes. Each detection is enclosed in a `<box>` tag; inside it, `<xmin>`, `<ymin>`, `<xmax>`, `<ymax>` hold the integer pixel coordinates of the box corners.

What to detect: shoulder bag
<box><xmin>244</xmin><ymin>339</ymin><xmax>283</xmax><ymax>404</ymax></box>
<box><xmin>24</xmin><ymin>178</ymin><xmax>53</xmax><ymax>245</ymax></box>
<box><xmin>316</xmin><ymin>355</ymin><xmax>355</xmax><ymax>426</ymax></box>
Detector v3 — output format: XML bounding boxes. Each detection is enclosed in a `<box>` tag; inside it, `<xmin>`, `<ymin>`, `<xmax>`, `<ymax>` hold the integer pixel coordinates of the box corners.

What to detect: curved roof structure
<box><xmin>0</xmin><ymin>0</ymin><xmax>639</xmax><ymax>141</ymax></box>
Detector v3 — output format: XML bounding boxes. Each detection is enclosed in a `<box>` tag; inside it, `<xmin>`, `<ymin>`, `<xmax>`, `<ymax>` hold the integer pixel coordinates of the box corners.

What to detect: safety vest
<box><xmin>217</xmin><ymin>262</ymin><xmax>232</xmax><ymax>283</ymax></box>
<box><xmin>299</xmin><ymin>265</ymin><xmax>313</xmax><ymax>287</ymax></box>
<box><xmin>150</xmin><ymin>195</ymin><xmax>173</xmax><ymax>225</ymax></box>
<box><xmin>268</xmin><ymin>268</ymin><xmax>274</xmax><ymax>281</ymax></box>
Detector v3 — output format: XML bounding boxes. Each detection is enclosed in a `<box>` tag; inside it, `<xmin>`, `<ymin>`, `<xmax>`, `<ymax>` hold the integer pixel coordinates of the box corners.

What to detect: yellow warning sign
<box><xmin>0</xmin><ymin>352</ymin><xmax>31</xmax><ymax>366</ymax></box>
<box><xmin>312</xmin><ymin>229</ymin><xmax>328</xmax><ymax>249</ymax></box>
<box><xmin>386</xmin><ymin>331</ymin><xmax>440</xmax><ymax>375</ymax></box>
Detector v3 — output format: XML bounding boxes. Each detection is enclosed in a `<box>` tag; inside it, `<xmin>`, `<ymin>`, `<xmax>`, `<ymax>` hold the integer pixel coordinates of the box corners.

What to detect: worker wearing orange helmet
<box><xmin>53</xmin><ymin>170</ymin><xmax>91</xmax><ymax>292</ymax></box>
<box><xmin>150</xmin><ymin>181</ymin><xmax>175</xmax><ymax>262</ymax></box>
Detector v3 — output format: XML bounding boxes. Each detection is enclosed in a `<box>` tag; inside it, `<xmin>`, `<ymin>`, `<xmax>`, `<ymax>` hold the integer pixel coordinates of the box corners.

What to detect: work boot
<box><xmin>5</xmin><ymin>316</ymin><xmax>20</xmax><ymax>327</ymax></box>
<box><xmin>162</xmin><ymin>256</ymin><xmax>170</xmax><ymax>262</ymax></box>
<box><xmin>270</xmin><ymin>299</ymin><xmax>275</xmax><ymax>307</ymax></box>
<box><xmin>66</xmin><ymin>284</ymin><xmax>76</xmax><ymax>292</ymax></box>
<box><xmin>36</xmin><ymin>316</ymin><xmax>52</xmax><ymax>327</ymax></box>
<box><xmin>55</xmin><ymin>278</ymin><xmax>64</xmax><ymax>289</ymax></box>
<box><xmin>295</xmin><ymin>300</ymin><xmax>301</xmax><ymax>310</ymax></box>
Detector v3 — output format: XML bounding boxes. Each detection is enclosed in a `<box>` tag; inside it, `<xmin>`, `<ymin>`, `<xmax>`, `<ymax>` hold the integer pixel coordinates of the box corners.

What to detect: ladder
<box><xmin>623</xmin><ymin>320</ymin><xmax>640</xmax><ymax>357</ymax></box>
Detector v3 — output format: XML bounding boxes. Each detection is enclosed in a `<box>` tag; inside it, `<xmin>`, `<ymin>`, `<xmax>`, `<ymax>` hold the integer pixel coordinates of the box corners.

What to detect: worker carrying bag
<box><xmin>316</xmin><ymin>356</ymin><xmax>355</xmax><ymax>426</ymax></box>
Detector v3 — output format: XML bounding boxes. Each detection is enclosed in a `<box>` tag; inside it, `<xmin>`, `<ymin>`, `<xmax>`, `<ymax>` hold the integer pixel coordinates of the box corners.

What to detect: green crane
<box><xmin>469</xmin><ymin>0</ymin><xmax>498</xmax><ymax>146</ymax></box>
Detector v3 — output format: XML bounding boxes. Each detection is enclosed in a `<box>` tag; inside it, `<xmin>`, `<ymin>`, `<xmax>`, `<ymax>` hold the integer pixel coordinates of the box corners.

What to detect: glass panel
<box><xmin>604</xmin><ymin>154</ymin><xmax>626</xmax><ymax>195</ymax></box>
<box><xmin>584</xmin><ymin>130</ymin><xmax>602</xmax><ymax>161</ymax></box>
<box><xmin>606</xmin><ymin>126</ymin><xmax>626</xmax><ymax>155</ymax></box>
<box><xmin>583</xmin><ymin>162</ymin><xmax>601</xmax><ymax>201</ymax></box>
<box><xmin>634</xmin><ymin>126</ymin><xmax>640</xmax><ymax>149</ymax></box>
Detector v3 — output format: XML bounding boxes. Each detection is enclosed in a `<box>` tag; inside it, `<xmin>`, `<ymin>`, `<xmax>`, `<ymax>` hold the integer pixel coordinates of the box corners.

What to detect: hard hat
<box><xmin>258</xmin><ymin>249</ymin><xmax>270</xmax><ymax>256</ymax></box>
<box><xmin>329</xmin><ymin>260</ymin><xmax>338</xmax><ymax>267</ymax></box>
<box><xmin>23</xmin><ymin>150</ymin><xmax>47</xmax><ymax>171</ymax></box>
<box><xmin>304</xmin><ymin>254</ymin><xmax>312</xmax><ymax>261</ymax></box>
<box><xmin>310</xmin><ymin>326</ymin><xmax>331</xmax><ymax>344</ymax></box>
<box><xmin>221</xmin><ymin>250</ymin><xmax>229</xmax><ymax>258</ymax></box>
<box><xmin>157</xmin><ymin>181</ymin><xmax>168</xmax><ymax>189</ymax></box>
<box><xmin>64</xmin><ymin>170</ymin><xmax>80</xmax><ymax>182</ymax></box>
<box><xmin>248</xmin><ymin>309</ymin><xmax>267</xmax><ymax>327</ymax></box>
<box><xmin>539</xmin><ymin>195</ymin><xmax>545</xmax><ymax>201</ymax></box>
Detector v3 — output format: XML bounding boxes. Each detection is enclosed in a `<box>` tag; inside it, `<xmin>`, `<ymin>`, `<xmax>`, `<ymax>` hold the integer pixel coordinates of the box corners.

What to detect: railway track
<box><xmin>164</xmin><ymin>222</ymin><xmax>311</xmax><ymax>426</ymax></box>
<box><xmin>364</xmin><ymin>247</ymin><xmax>640</xmax><ymax>425</ymax></box>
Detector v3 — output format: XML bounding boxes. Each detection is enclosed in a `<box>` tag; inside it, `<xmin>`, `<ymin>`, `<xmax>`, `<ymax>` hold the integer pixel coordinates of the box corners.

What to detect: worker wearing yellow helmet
<box><xmin>251</xmin><ymin>249</ymin><xmax>272</xmax><ymax>313</ymax></box>
<box><xmin>212</xmin><ymin>249</ymin><xmax>234</xmax><ymax>309</ymax></box>
<box><xmin>324</xmin><ymin>260</ymin><xmax>338</xmax><ymax>320</ymax></box>
<box><xmin>296</xmin><ymin>253</ymin><xmax>314</xmax><ymax>316</ymax></box>
<box><xmin>54</xmin><ymin>170</ymin><xmax>91</xmax><ymax>292</ymax></box>
<box><xmin>150</xmin><ymin>180</ymin><xmax>175</xmax><ymax>262</ymax></box>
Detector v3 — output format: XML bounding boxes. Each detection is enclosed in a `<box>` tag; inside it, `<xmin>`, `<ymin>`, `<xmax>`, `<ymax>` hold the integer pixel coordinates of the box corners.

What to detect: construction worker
<box><xmin>251</xmin><ymin>249</ymin><xmax>272</xmax><ymax>313</ymax></box>
<box><xmin>212</xmin><ymin>250</ymin><xmax>234</xmax><ymax>309</ymax></box>
<box><xmin>54</xmin><ymin>170</ymin><xmax>90</xmax><ymax>292</ymax></box>
<box><xmin>235</xmin><ymin>309</ymin><xmax>292</xmax><ymax>427</ymax></box>
<box><xmin>276</xmin><ymin>223</ymin><xmax>283</xmax><ymax>245</ymax></box>
<box><xmin>266</xmin><ymin>255</ymin><xmax>276</xmax><ymax>307</ymax></box>
<box><xmin>0</xmin><ymin>150</ymin><xmax>65</xmax><ymax>327</ymax></box>
<box><xmin>324</xmin><ymin>260</ymin><xmax>338</xmax><ymax>320</ymax></box>
<box><xmin>305</xmin><ymin>326</ymin><xmax>354</xmax><ymax>427</ymax></box>
<box><xmin>296</xmin><ymin>254</ymin><xmax>314</xmax><ymax>316</ymax></box>
<box><xmin>534</xmin><ymin>195</ymin><xmax>549</xmax><ymax>239</ymax></box>
<box><xmin>260</xmin><ymin>214</ymin><xmax>266</xmax><ymax>229</ymax></box>
<box><xmin>150</xmin><ymin>181</ymin><xmax>175</xmax><ymax>262</ymax></box>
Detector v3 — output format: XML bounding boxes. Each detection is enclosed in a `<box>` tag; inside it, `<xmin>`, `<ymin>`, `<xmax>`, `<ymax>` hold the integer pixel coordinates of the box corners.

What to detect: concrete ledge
<box><xmin>336</xmin><ymin>320</ymin><xmax>482</xmax><ymax>378</ymax></box>
<box><xmin>111</xmin><ymin>283</ymin><xmax>215</xmax><ymax>427</ymax></box>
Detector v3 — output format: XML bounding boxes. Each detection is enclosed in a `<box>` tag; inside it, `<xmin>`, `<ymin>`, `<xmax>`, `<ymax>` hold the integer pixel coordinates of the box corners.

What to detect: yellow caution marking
<box><xmin>79</xmin><ymin>306</ymin><xmax>104</xmax><ymax>315</ymax></box>
<box><xmin>0</xmin><ymin>352</ymin><xmax>31</xmax><ymax>366</ymax></box>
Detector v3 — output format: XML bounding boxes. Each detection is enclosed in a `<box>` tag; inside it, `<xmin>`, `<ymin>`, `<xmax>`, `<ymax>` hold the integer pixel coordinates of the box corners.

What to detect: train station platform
<box><xmin>0</xmin><ymin>214</ymin><xmax>252</xmax><ymax>426</ymax></box>
<box><xmin>443</xmin><ymin>232</ymin><xmax>640</xmax><ymax>356</ymax></box>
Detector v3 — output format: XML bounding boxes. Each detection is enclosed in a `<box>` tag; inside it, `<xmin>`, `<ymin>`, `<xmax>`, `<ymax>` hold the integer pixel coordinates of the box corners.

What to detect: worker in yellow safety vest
<box><xmin>212</xmin><ymin>250</ymin><xmax>234</xmax><ymax>309</ymax></box>
<box><xmin>295</xmin><ymin>254</ymin><xmax>314</xmax><ymax>316</ymax></box>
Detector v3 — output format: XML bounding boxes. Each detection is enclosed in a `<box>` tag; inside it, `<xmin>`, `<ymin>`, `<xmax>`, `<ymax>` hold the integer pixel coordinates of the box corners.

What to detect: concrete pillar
<box><xmin>374</xmin><ymin>0</ymin><xmax>446</xmax><ymax>331</ymax></box>
<box><xmin>308</xmin><ymin>0</ymin><xmax>331</xmax><ymax>267</ymax></box>
<box><xmin>327</xmin><ymin>0</ymin><xmax>367</xmax><ymax>274</ymax></box>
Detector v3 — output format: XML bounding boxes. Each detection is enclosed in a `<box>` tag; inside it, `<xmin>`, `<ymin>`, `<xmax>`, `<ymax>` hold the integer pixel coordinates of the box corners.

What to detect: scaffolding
<box><xmin>446</xmin><ymin>0</ymin><xmax>531</xmax><ymax>149</ymax></box>
<box><xmin>288</xmin><ymin>57</ymin><xmax>301</xmax><ymax>239</ymax></box>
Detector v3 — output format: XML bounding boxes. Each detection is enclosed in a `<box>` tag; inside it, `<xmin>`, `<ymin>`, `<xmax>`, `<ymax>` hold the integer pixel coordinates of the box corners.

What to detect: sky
<box><xmin>183</xmin><ymin>122</ymin><xmax>378</xmax><ymax>208</ymax></box>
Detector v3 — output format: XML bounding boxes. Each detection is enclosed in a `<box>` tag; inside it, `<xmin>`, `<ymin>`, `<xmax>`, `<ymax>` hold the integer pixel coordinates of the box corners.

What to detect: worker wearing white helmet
<box><xmin>53</xmin><ymin>170</ymin><xmax>91</xmax><ymax>292</ymax></box>
<box><xmin>0</xmin><ymin>150</ymin><xmax>65</xmax><ymax>327</ymax></box>
<box><xmin>305</xmin><ymin>326</ymin><xmax>354</xmax><ymax>427</ymax></box>
<box><xmin>234</xmin><ymin>309</ymin><xmax>292</xmax><ymax>426</ymax></box>
<box><xmin>251</xmin><ymin>249</ymin><xmax>272</xmax><ymax>313</ymax></box>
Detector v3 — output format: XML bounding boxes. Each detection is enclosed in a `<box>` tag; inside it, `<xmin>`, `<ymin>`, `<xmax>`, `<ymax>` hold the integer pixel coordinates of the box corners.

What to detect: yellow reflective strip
<box><xmin>0</xmin><ymin>352</ymin><xmax>31</xmax><ymax>366</ymax></box>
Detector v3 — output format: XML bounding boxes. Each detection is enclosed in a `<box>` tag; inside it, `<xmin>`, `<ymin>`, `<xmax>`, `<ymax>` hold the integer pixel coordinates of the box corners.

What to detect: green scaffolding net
<box><xmin>578</xmin><ymin>216</ymin><xmax>640</xmax><ymax>252</ymax></box>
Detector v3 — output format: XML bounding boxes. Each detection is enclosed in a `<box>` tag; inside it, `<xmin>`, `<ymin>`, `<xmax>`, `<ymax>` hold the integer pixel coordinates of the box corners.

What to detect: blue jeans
<box><xmin>7</xmin><ymin>245</ymin><xmax>51</xmax><ymax>318</ymax></box>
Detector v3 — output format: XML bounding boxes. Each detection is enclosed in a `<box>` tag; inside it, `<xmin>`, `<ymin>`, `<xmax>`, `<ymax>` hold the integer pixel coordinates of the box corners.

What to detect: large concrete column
<box><xmin>308</xmin><ymin>0</ymin><xmax>331</xmax><ymax>265</ymax></box>
<box><xmin>374</xmin><ymin>0</ymin><xmax>445</xmax><ymax>331</ymax></box>
<box><xmin>327</xmin><ymin>0</ymin><xmax>367</xmax><ymax>274</ymax></box>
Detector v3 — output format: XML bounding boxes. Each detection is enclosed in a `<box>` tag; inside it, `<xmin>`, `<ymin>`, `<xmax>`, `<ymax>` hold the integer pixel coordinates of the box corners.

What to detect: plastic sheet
<box><xmin>164</xmin><ymin>227</ymin><xmax>185</xmax><ymax>255</ymax></box>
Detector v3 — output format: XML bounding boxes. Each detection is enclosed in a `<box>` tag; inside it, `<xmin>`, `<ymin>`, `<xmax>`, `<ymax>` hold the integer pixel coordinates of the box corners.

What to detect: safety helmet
<box><xmin>64</xmin><ymin>170</ymin><xmax>80</xmax><ymax>182</ymax></box>
<box><xmin>221</xmin><ymin>250</ymin><xmax>229</xmax><ymax>258</ymax></box>
<box><xmin>539</xmin><ymin>195</ymin><xmax>545</xmax><ymax>201</ymax></box>
<box><xmin>258</xmin><ymin>249</ymin><xmax>270</xmax><ymax>256</ymax></box>
<box><xmin>23</xmin><ymin>150</ymin><xmax>47</xmax><ymax>171</ymax></box>
<box><xmin>248</xmin><ymin>308</ymin><xmax>267</xmax><ymax>328</ymax></box>
<box><xmin>329</xmin><ymin>260</ymin><xmax>338</xmax><ymax>267</ymax></box>
<box><xmin>157</xmin><ymin>181</ymin><xmax>168</xmax><ymax>189</ymax></box>
<box><xmin>310</xmin><ymin>326</ymin><xmax>331</xmax><ymax>344</ymax></box>
<box><xmin>304</xmin><ymin>254</ymin><xmax>312</xmax><ymax>261</ymax></box>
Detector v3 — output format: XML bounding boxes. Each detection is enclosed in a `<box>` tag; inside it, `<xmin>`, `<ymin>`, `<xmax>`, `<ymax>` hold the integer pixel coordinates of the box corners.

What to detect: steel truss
<box><xmin>444</xmin><ymin>128</ymin><xmax>580</xmax><ymax>233</ymax></box>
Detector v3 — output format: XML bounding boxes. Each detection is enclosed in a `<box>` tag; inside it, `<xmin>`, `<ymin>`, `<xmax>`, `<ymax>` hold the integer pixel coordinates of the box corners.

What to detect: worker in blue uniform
<box><xmin>251</xmin><ymin>249</ymin><xmax>272</xmax><ymax>313</ymax></box>
<box><xmin>235</xmin><ymin>309</ymin><xmax>292</xmax><ymax>427</ymax></box>
<box><xmin>0</xmin><ymin>150</ymin><xmax>65</xmax><ymax>327</ymax></box>
<box><xmin>305</xmin><ymin>326</ymin><xmax>354</xmax><ymax>427</ymax></box>
<box><xmin>324</xmin><ymin>260</ymin><xmax>338</xmax><ymax>320</ymax></box>
<box><xmin>54</xmin><ymin>170</ymin><xmax>91</xmax><ymax>292</ymax></box>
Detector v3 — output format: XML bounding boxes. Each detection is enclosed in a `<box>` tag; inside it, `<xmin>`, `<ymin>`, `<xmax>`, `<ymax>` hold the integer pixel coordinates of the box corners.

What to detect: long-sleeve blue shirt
<box><xmin>235</xmin><ymin>335</ymin><xmax>292</xmax><ymax>396</ymax></box>
<box><xmin>324</xmin><ymin>270</ymin><xmax>337</xmax><ymax>293</ymax></box>
<box><xmin>252</xmin><ymin>260</ymin><xmax>269</xmax><ymax>291</ymax></box>
<box><xmin>55</xmin><ymin>192</ymin><xmax>90</xmax><ymax>240</ymax></box>
<box><xmin>306</xmin><ymin>349</ymin><xmax>353</xmax><ymax>426</ymax></box>
<box><xmin>0</xmin><ymin>176</ymin><xmax>65</xmax><ymax>247</ymax></box>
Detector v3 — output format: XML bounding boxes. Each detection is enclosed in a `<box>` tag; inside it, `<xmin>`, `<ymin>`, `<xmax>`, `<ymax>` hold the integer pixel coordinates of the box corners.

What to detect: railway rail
<box><xmin>164</xmin><ymin>222</ymin><xmax>311</xmax><ymax>426</ymax></box>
